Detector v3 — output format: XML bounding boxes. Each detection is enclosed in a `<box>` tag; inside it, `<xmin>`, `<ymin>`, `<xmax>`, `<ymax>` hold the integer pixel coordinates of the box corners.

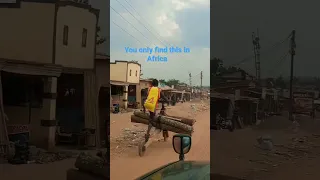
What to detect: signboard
<box><xmin>293</xmin><ymin>92</ymin><xmax>313</xmax><ymax>114</ymax></box>
<box><xmin>7</xmin><ymin>125</ymin><xmax>30</xmax><ymax>135</ymax></box>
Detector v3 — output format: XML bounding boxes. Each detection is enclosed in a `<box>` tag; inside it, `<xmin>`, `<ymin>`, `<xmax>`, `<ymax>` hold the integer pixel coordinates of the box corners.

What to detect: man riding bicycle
<box><xmin>143</xmin><ymin>79</ymin><xmax>169</xmax><ymax>141</ymax></box>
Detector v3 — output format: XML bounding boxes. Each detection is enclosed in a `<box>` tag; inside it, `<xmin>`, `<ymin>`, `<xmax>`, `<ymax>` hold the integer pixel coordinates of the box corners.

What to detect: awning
<box><xmin>0</xmin><ymin>60</ymin><xmax>62</xmax><ymax>77</ymax></box>
<box><xmin>110</xmin><ymin>81</ymin><xmax>130</xmax><ymax>86</ymax></box>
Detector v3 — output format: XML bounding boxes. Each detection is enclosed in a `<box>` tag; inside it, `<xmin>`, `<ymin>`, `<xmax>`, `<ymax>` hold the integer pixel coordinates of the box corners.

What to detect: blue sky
<box><xmin>108</xmin><ymin>0</ymin><xmax>210</xmax><ymax>86</ymax></box>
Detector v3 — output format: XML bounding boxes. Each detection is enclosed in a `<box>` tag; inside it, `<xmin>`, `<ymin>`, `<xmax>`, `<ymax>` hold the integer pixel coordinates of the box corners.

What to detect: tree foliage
<box><xmin>158</xmin><ymin>79</ymin><xmax>188</xmax><ymax>87</ymax></box>
<box><xmin>96</xmin><ymin>26</ymin><xmax>106</xmax><ymax>45</ymax></box>
<box><xmin>211</xmin><ymin>58</ymin><xmax>241</xmax><ymax>76</ymax></box>
<box><xmin>165</xmin><ymin>79</ymin><xmax>180</xmax><ymax>87</ymax></box>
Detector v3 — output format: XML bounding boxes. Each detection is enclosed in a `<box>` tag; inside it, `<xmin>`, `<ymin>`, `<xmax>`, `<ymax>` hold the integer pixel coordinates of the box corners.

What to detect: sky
<box><xmin>211</xmin><ymin>0</ymin><xmax>320</xmax><ymax>79</ymax></box>
<box><xmin>91</xmin><ymin>0</ymin><xmax>210</xmax><ymax>86</ymax></box>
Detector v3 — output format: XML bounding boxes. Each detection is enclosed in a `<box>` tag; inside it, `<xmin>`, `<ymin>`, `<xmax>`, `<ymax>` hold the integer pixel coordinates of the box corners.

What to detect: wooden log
<box><xmin>164</xmin><ymin>115</ymin><xmax>195</xmax><ymax>126</ymax></box>
<box><xmin>134</xmin><ymin>111</ymin><xmax>194</xmax><ymax>132</ymax></box>
<box><xmin>135</xmin><ymin>110</ymin><xmax>195</xmax><ymax>126</ymax></box>
<box><xmin>130</xmin><ymin>115</ymin><xmax>193</xmax><ymax>135</ymax></box>
<box><xmin>74</xmin><ymin>152</ymin><xmax>108</xmax><ymax>178</ymax></box>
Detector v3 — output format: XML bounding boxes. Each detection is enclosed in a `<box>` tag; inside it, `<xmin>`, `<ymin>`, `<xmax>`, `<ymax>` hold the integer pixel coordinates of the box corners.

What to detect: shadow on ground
<box><xmin>211</xmin><ymin>173</ymin><xmax>245</xmax><ymax>180</ymax></box>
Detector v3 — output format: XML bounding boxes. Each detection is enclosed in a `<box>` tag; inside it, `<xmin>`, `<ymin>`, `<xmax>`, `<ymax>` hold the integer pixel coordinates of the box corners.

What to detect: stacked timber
<box><xmin>131</xmin><ymin>111</ymin><xmax>194</xmax><ymax>135</ymax></box>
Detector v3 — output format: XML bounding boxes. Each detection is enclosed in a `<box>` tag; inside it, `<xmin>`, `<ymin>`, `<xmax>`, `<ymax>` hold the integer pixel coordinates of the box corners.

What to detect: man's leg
<box><xmin>145</xmin><ymin>111</ymin><xmax>155</xmax><ymax>142</ymax></box>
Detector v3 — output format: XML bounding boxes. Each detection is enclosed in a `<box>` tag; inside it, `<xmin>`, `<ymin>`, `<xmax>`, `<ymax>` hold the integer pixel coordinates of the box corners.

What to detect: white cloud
<box><xmin>110</xmin><ymin>0</ymin><xmax>210</xmax><ymax>85</ymax></box>
<box><xmin>156</xmin><ymin>14</ymin><xmax>180</xmax><ymax>38</ymax></box>
<box><xmin>171</xmin><ymin>0</ymin><xmax>210</xmax><ymax>11</ymax></box>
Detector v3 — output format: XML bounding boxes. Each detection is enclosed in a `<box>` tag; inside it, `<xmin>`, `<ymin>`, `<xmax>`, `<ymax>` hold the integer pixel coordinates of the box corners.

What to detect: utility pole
<box><xmin>189</xmin><ymin>73</ymin><xmax>192</xmax><ymax>87</ymax></box>
<box><xmin>200</xmin><ymin>71</ymin><xmax>203</xmax><ymax>89</ymax></box>
<box><xmin>252</xmin><ymin>32</ymin><xmax>257</xmax><ymax>79</ymax></box>
<box><xmin>289</xmin><ymin>30</ymin><xmax>296</xmax><ymax>121</ymax></box>
<box><xmin>252</xmin><ymin>29</ymin><xmax>261</xmax><ymax>81</ymax></box>
<box><xmin>200</xmin><ymin>71</ymin><xmax>203</xmax><ymax>99</ymax></box>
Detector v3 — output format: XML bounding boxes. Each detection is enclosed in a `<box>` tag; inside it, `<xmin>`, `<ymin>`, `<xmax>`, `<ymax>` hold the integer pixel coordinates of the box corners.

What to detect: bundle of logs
<box><xmin>67</xmin><ymin>151</ymin><xmax>108</xmax><ymax>180</ymax></box>
<box><xmin>131</xmin><ymin>110</ymin><xmax>195</xmax><ymax>135</ymax></box>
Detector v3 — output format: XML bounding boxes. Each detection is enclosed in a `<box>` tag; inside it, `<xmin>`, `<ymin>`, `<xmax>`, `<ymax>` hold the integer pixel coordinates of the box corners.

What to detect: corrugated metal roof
<box><xmin>211</xmin><ymin>93</ymin><xmax>235</xmax><ymax>100</ymax></box>
<box><xmin>95</xmin><ymin>53</ymin><xmax>109</xmax><ymax>60</ymax></box>
<box><xmin>159</xmin><ymin>83</ymin><xmax>174</xmax><ymax>90</ymax></box>
<box><xmin>110</xmin><ymin>81</ymin><xmax>130</xmax><ymax>86</ymax></box>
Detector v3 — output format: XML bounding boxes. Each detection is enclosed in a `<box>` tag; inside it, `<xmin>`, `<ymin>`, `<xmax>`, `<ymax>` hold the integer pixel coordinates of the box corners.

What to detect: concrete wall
<box><xmin>0</xmin><ymin>2</ymin><xmax>55</xmax><ymax>63</ymax></box>
<box><xmin>140</xmin><ymin>81</ymin><xmax>150</xmax><ymax>89</ymax></box>
<box><xmin>96</xmin><ymin>59</ymin><xmax>109</xmax><ymax>88</ymax></box>
<box><xmin>136</xmin><ymin>80</ymin><xmax>151</xmax><ymax>106</ymax></box>
<box><xmin>127</xmin><ymin>63</ymin><xmax>140</xmax><ymax>84</ymax></box>
<box><xmin>111</xmin><ymin>95</ymin><xmax>124</xmax><ymax>108</ymax></box>
<box><xmin>110</xmin><ymin>62</ymin><xmax>127</xmax><ymax>82</ymax></box>
<box><xmin>55</xmin><ymin>5</ymin><xmax>97</xmax><ymax>69</ymax></box>
<box><xmin>110</xmin><ymin>61</ymin><xmax>141</xmax><ymax>83</ymax></box>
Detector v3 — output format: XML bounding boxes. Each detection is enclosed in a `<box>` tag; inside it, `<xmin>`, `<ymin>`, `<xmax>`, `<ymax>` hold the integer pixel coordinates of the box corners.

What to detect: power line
<box><xmin>252</xmin><ymin>29</ymin><xmax>261</xmax><ymax>80</ymax></box>
<box><xmin>266</xmin><ymin>52</ymin><xmax>290</xmax><ymax>77</ymax></box>
<box><xmin>111</xmin><ymin>20</ymin><xmax>148</xmax><ymax>46</ymax></box>
<box><xmin>110</xmin><ymin>5</ymin><xmax>156</xmax><ymax>47</ymax></box>
<box><xmin>116</xmin><ymin>0</ymin><xmax>168</xmax><ymax>47</ymax></box>
<box><xmin>123</xmin><ymin>0</ymin><xmax>173</xmax><ymax>46</ymax></box>
<box><xmin>229</xmin><ymin>33</ymin><xmax>292</xmax><ymax>67</ymax></box>
<box><xmin>289</xmin><ymin>30</ymin><xmax>296</xmax><ymax>121</ymax></box>
<box><xmin>179</xmin><ymin>72</ymin><xmax>202</xmax><ymax>84</ymax></box>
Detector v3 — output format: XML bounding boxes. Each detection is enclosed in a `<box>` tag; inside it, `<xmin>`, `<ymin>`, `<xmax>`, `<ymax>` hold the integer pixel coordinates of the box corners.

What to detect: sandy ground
<box><xmin>1</xmin><ymin>100</ymin><xmax>210</xmax><ymax>180</ymax></box>
<box><xmin>212</xmin><ymin>113</ymin><xmax>320</xmax><ymax>180</ymax></box>
<box><xmin>1</xmin><ymin>158</ymin><xmax>75</xmax><ymax>180</ymax></box>
<box><xmin>7</xmin><ymin>100</ymin><xmax>320</xmax><ymax>179</ymax></box>
<box><xmin>110</xmin><ymin>100</ymin><xmax>210</xmax><ymax>179</ymax></box>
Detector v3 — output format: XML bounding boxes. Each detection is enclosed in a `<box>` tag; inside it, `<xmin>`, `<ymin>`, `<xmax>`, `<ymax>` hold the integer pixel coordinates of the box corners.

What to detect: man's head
<box><xmin>152</xmin><ymin>79</ymin><xmax>159</xmax><ymax>87</ymax></box>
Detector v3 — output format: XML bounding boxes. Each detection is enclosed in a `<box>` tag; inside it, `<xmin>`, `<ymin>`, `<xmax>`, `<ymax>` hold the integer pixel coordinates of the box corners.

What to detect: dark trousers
<box><xmin>145</xmin><ymin>111</ymin><xmax>156</xmax><ymax>142</ymax></box>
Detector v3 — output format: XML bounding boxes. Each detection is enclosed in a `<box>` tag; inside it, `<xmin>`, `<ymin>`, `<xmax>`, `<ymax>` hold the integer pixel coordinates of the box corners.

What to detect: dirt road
<box><xmin>1</xmin><ymin>101</ymin><xmax>209</xmax><ymax>180</ymax></box>
<box><xmin>110</xmin><ymin>101</ymin><xmax>210</xmax><ymax>179</ymax></box>
<box><xmin>212</xmin><ymin>114</ymin><xmax>320</xmax><ymax>180</ymax></box>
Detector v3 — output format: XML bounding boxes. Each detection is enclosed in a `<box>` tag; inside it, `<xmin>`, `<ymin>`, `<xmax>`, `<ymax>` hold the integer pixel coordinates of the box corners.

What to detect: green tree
<box><xmin>96</xmin><ymin>26</ymin><xmax>106</xmax><ymax>45</ymax></box>
<box><xmin>210</xmin><ymin>58</ymin><xmax>223</xmax><ymax>75</ymax></box>
<box><xmin>211</xmin><ymin>58</ymin><xmax>241</xmax><ymax>75</ymax></box>
<box><xmin>159</xmin><ymin>79</ymin><xmax>166</xmax><ymax>84</ymax></box>
<box><xmin>166</xmin><ymin>79</ymin><xmax>180</xmax><ymax>87</ymax></box>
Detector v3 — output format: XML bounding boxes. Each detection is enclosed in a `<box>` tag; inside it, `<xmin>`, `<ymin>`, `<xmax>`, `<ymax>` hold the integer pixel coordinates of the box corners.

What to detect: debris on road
<box><xmin>34</xmin><ymin>150</ymin><xmax>78</xmax><ymax>164</ymax></box>
<box><xmin>67</xmin><ymin>151</ymin><xmax>108</xmax><ymax>180</ymax></box>
<box><xmin>110</xmin><ymin>126</ymin><xmax>146</xmax><ymax>156</ymax></box>
<box><xmin>256</xmin><ymin>135</ymin><xmax>274</xmax><ymax>151</ymax></box>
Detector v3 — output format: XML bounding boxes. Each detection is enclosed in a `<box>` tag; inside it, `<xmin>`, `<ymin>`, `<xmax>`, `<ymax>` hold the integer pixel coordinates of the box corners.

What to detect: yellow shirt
<box><xmin>144</xmin><ymin>87</ymin><xmax>160</xmax><ymax>112</ymax></box>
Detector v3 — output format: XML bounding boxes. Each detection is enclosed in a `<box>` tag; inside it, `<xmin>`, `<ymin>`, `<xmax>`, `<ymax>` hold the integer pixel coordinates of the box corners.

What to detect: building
<box><xmin>94</xmin><ymin>53</ymin><xmax>110</xmax><ymax>147</ymax></box>
<box><xmin>136</xmin><ymin>79</ymin><xmax>152</xmax><ymax>107</ymax></box>
<box><xmin>110</xmin><ymin>60</ymin><xmax>141</xmax><ymax>109</ymax></box>
<box><xmin>0</xmin><ymin>0</ymin><xmax>100</xmax><ymax>150</ymax></box>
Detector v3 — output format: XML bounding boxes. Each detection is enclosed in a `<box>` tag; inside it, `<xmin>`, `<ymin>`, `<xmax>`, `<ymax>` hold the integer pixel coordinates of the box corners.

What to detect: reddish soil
<box><xmin>212</xmin><ymin>114</ymin><xmax>320</xmax><ymax>180</ymax></box>
<box><xmin>110</xmin><ymin>101</ymin><xmax>210</xmax><ymax>179</ymax></box>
